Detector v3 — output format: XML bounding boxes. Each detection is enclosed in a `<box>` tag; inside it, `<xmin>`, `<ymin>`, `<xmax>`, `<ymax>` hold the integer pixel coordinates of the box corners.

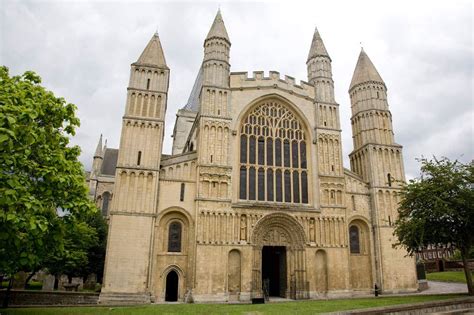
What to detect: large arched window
<box><xmin>239</xmin><ymin>100</ymin><xmax>309</xmax><ymax>204</ymax></box>
<box><xmin>168</xmin><ymin>222</ymin><xmax>182</xmax><ymax>252</ymax></box>
<box><xmin>349</xmin><ymin>225</ymin><xmax>360</xmax><ymax>254</ymax></box>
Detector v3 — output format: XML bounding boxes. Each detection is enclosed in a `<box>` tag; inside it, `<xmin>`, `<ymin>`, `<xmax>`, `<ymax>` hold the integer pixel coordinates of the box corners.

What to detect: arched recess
<box><xmin>348</xmin><ymin>218</ymin><xmax>372</xmax><ymax>290</ymax></box>
<box><xmin>228</xmin><ymin>249</ymin><xmax>242</xmax><ymax>296</ymax></box>
<box><xmin>156</xmin><ymin>207</ymin><xmax>193</xmax><ymax>254</ymax></box>
<box><xmin>161</xmin><ymin>264</ymin><xmax>185</xmax><ymax>302</ymax></box>
<box><xmin>314</xmin><ymin>250</ymin><xmax>328</xmax><ymax>294</ymax></box>
<box><xmin>250</xmin><ymin>213</ymin><xmax>308</xmax><ymax>300</ymax></box>
<box><xmin>154</xmin><ymin>208</ymin><xmax>194</xmax><ymax>302</ymax></box>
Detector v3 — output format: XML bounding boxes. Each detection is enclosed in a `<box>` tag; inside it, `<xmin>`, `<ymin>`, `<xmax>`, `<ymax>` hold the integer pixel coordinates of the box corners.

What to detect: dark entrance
<box><xmin>165</xmin><ymin>270</ymin><xmax>178</xmax><ymax>301</ymax></box>
<box><xmin>262</xmin><ymin>246</ymin><xmax>287</xmax><ymax>297</ymax></box>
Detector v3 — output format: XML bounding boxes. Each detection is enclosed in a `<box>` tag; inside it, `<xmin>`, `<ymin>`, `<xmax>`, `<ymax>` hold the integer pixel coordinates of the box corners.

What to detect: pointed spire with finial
<box><xmin>205</xmin><ymin>9</ymin><xmax>230</xmax><ymax>43</ymax></box>
<box><xmin>94</xmin><ymin>134</ymin><xmax>104</xmax><ymax>158</ymax></box>
<box><xmin>307</xmin><ymin>27</ymin><xmax>330</xmax><ymax>61</ymax></box>
<box><xmin>136</xmin><ymin>32</ymin><xmax>168</xmax><ymax>67</ymax></box>
<box><xmin>349</xmin><ymin>48</ymin><xmax>385</xmax><ymax>90</ymax></box>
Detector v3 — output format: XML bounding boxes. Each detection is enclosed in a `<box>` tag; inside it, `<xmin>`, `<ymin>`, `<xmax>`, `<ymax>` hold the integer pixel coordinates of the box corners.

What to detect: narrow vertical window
<box><xmin>240</xmin><ymin>135</ymin><xmax>247</xmax><ymax>163</ymax></box>
<box><xmin>266</xmin><ymin>138</ymin><xmax>273</xmax><ymax>166</ymax></box>
<box><xmin>249</xmin><ymin>136</ymin><xmax>256</xmax><ymax>164</ymax></box>
<box><xmin>275</xmin><ymin>139</ymin><xmax>282</xmax><ymax>166</ymax></box>
<box><xmin>292</xmin><ymin>140</ymin><xmax>299</xmax><ymax>168</ymax></box>
<box><xmin>301</xmin><ymin>171</ymin><xmax>308</xmax><ymax>204</ymax></box>
<box><xmin>147</xmin><ymin>78</ymin><xmax>151</xmax><ymax>90</ymax></box>
<box><xmin>284</xmin><ymin>170</ymin><xmax>291</xmax><ymax>202</ymax></box>
<box><xmin>352</xmin><ymin>195</ymin><xmax>356</xmax><ymax>211</ymax></box>
<box><xmin>300</xmin><ymin>141</ymin><xmax>307</xmax><ymax>169</ymax></box>
<box><xmin>168</xmin><ymin>222</ymin><xmax>182</xmax><ymax>252</ymax></box>
<box><xmin>137</xmin><ymin>151</ymin><xmax>142</xmax><ymax>166</ymax></box>
<box><xmin>249</xmin><ymin>167</ymin><xmax>256</xmax><ymax>200</ymax></box>
<box><xmin>180</xmin><ymin>183</ymin><xmax>185</xmax><ymax>202</ymax></box>
<box><xmin>267</xmin><ymin>169</ymin><xmax>274</xmax><ymax>201</ymax></box>
<box><xmin>293</xmin><ymin>171</ymin><xmax>300</xmax><ymax>203</ymax></box>
<box><xmin>349</xmin><ymin>225</ymin><xmax>360</xmax><ymax>254</ymax></box>
<box><xmin>239</xmin><ymin>167</ymin><xmax>247</xmax><ymax>200</ymax></box>
<box><xmin>276</xmin><ymin>169</ymin><xmax>282</xmax><ymax>202</ymax></box>
<box><xmin>387</xmin><ymin>173</ymin><xmax>392</xmax><ymax>187</ymax></box>
<box><xmin>101</xmin><ymin>192</ymin><xmax>110</xmax><ymax>216</ymax></box>
<box><xmin>284</xmin><ymin>140</ymin><xmax>290</xmax><ymax>167</ymax></box>
<box><xmin>258</xmin><ymin>137</ymin><xmax>265</xmax><ymax>165</ymax></box>
<box><xmin>258</xmin><ymin>168</ymin><xmax>265</xmax><ymax>201</ymax></box>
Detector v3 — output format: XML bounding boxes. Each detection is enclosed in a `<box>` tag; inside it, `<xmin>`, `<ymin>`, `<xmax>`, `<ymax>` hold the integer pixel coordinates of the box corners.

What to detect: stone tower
<box><xmin>307</xmin><ymin>28</ymin><xmax>345</xmax><ymax>208</ymax></box>
<box><xmin>196</xmin><ymin>10</ymin><xmax>232</xmax><ymax>198</ymax></box>
<box><xmin>100</xmin><ymin>33</ymin><xmax>169</xmax><ymax>303</ymax></box>
<box><xmin>348</xmin><ymin>49</ymin><xmax>417</xmax><ymax>292</ymax></box>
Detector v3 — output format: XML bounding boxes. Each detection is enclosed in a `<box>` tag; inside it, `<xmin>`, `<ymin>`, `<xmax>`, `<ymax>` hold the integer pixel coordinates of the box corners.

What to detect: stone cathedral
<box><xmin>88</xmin><ymin>11</ymin><xmax>418</xmax><ymax>304</ymax></box>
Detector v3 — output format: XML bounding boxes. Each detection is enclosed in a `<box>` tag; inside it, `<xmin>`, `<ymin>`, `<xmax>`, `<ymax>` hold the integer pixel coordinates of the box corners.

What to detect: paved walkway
<box><xmin>417</xmin><ymin>281</ymin><xmax>468</xmax><ymax>295</ymax></box>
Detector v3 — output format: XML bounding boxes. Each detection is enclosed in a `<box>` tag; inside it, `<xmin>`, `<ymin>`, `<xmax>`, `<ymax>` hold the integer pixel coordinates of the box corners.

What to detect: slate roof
<box><xmin>100</xmin><ymin>148</ymin><xmax>119</xmax><ymax>176</ymax></box>
<box><xmin>183</xmin><ymin>67</ymin><xmax>203</xmax><ymax>112</ymax></box>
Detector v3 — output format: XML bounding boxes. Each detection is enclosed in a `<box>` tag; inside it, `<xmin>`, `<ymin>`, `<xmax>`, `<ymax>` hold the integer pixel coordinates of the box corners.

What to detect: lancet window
<box><xmin>239</xmin><ymin>100</ymin><xmax>309</xmax><ymax>204</ymax></box>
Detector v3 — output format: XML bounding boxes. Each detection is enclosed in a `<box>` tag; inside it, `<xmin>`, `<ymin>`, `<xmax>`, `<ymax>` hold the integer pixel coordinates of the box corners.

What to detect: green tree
<box><xmin>394</xmin><ymin>157</ymin><xmax>474</xmax><ymax>295</ymax></box>
<box><xmin>0</xmin><ymin>67</ymin><xmax>96</xmax><ymax>305</ymax></box>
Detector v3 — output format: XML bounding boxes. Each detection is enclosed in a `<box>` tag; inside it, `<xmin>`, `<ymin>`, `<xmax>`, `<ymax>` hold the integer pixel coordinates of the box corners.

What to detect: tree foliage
<box><xmin>0</xmin><ymin>66</ymin><xmax>96</xmax><ymax>278</ymax></box>
<box><xmin>394</xmin><ymin>157</ymin><xmax>474</xmax><ymax>295</ymax></box>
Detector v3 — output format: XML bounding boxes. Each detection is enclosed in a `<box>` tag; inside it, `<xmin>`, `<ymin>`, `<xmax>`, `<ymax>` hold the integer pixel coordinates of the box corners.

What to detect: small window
<box><xmin>331</xmin><ymin>165</ymin><xmax>335</xmax><ymax>172</ymax></box>
<box><xmin>147</xmin><ymin>78</ymin><xmax>151</xmax><ymax>90</ymax></box>
<box><xmin>180</xmin><ymin>183</ymin><xmax>185</xmax><ymax>202</ymax></box>
<box><xmin>323</xmin><ymin>121</ymin><xmax>327</xmax><ymax>126</ymax></box>
<box><xmin>377</xmin><ymin>91</ymin><xmax>380</xmax><ymax>99</ymax></box>
<box><xmin>388</xmin><ymin>215</ymin><xmax>392</xmax><ymax>226</ymax></box>
<box><xmin>101</xmin><ymin>192</ymin><xmax>111</xmax><ymax>216</ymax></box>
<box><xmin>210</xmin><ymin>155</ymin><xmax>213</xmax><ymax>163</ymax></box>
<box><xmin>387</xmin><ymin>173</ymin><xmax>392</xmax><ymax>187</ymax></box>
<box><xmin>168</xmin><ymin>222</ymin><xmax>182</xmax><ymax>252</ymax></box>
<box><xmin>189</xmin><ymin>142</ymin><xmax>194</xmax><ymax>151</ymax></box>
<box><xmin>137</xmin><ymin>151</ymin><xmax>142</xmax><ymax>166</ymax></box>
<box><xmin>349</xmin><ymin>225</ymin><xmax>360</xmax><ymax>254</ymax></box>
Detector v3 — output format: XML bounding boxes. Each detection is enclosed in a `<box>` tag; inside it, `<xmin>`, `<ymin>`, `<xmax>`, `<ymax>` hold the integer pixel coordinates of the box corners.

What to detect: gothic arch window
<box><xmin>239</xmin><ymin>99</ymin><xmax>309</xmax><ymax>204</ymax></box>
<box><xmin>101</xmin><ymin>192</ymin><xmax>111</xmax><ymax>216</ymax></box>
<box><xmin>349</xmin><ymin>225</ymin><xmax>360</xmax><ymax>254</ymax></box>
<box><xmin>168</xmin><ymin>222</ymin><xmax>182</xmax><ymax>252</ymax></box>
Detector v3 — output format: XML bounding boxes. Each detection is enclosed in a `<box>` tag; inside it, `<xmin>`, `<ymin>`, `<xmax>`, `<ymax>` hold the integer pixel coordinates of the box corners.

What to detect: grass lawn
<box><xmin>2</xmin><ymin>294</ymin><xmax>466</xmax><ymax>315</ymax></box>
<box><xmin>427</xmin><ymin>271</ymin><xmax>472</xmax><ymax>283</ymax></box>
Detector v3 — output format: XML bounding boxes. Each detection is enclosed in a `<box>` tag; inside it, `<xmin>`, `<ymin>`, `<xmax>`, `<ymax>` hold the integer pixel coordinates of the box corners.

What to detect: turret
<box><xmin>202</xmin><ymin>10</ymin><xmax>231</xmax><ymax>92</ymax></box>
<box><xmin>307</xmin><ymin>27</ymin><xmax>335</xmax><ymax>104</ymax></box>
<box><xmin>348</xmin><ymin>49</ymin><xmax>402</xmax><ymax>184</ymax></box>
<box><xmin>349</xmin><ymin>48</ymin><xmax>394</xmax><ymax>150</ymax></box>
<box><xmin>91</xmin><ymin>134</ymin><xmax>104</xmax><ymax>178</ymax></box>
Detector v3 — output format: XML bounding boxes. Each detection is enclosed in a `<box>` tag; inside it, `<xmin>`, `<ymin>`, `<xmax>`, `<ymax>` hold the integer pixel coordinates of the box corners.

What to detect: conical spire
<box><xmin>307</xmin><ymin>27</ymin><xmax>330</xmax><ymax>61</ymax></box>
<box><xmin>349</xmin><ymin>48</ymin><xmax>385</xmax><ymax>90</ymax></box>
<box><xmin>136</xmin><ymin>33</ymin><xmax>167</xmax><ymax>67</ymax></box>
<box><xmin>205</xmin><ymin>9</ymin><xmax>230</xmax><ymax>43</ymax></box>
<box><xmin>94</xmin><ymin>134</ymin><xmax>103</xmax><ymax>158</ymax></box>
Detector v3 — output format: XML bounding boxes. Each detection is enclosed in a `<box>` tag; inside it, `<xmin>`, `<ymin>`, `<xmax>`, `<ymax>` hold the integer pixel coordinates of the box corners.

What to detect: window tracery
<box><xmin>239</xmin><ymin>100</ymin><xmax>309</xmax><ymax>204</ymax></box>
<box><xmin>168</xmin><ymin>222</ymin><xmax>182</xmax><ymax>252</ymax></box>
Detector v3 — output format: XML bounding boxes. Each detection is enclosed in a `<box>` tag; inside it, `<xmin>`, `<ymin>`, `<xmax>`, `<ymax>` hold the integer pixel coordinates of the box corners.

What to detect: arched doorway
<box><xmin>165</xmin><ymin>270</ymin><xmax>179</xmax><ymax>301</ymax></box>
<box><xmin>251</xmin><ymin>213</ymin><xmax>307</xmax><ymax>300</ymax></box>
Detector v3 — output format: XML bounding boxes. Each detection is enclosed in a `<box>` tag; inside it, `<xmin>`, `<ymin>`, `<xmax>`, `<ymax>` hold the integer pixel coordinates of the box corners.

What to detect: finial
<box><xmin>154</xmin><ymin>28</ymin><xmax>159</xmax><ymax>37</ymax></box>
<box><xmin>360</xmin><ymin>42</ymin><xmax>364</xmax><ymax>51</ymax></box>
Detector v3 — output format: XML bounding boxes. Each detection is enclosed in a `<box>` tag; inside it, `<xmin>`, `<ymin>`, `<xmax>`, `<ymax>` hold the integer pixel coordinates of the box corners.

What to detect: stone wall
<box><xmin>0</xmin><ymin>290</ymin><xmax>99</xmax><ymax>306</ymax></box>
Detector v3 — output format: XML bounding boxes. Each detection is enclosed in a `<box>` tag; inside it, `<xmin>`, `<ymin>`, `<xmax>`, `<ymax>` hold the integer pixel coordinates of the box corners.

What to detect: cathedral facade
<box><xmin>88</xmin><ymin>11</ymin><xmax>418</xmax><ymax>304</ymax></box>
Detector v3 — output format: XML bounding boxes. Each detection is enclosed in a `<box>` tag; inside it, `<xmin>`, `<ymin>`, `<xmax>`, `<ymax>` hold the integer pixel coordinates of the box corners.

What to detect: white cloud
<box><xmin>1</xmin><ymin>0</ymin><xmax>472</xmax><ymax>175</ymax></box>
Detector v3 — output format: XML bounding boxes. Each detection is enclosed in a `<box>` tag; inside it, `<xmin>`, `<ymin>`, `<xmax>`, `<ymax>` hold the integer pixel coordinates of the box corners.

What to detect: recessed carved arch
<box><xmin>251</xmin><ymin>212</ymin><xmax>306</xmax><ymax>248</ymax></box>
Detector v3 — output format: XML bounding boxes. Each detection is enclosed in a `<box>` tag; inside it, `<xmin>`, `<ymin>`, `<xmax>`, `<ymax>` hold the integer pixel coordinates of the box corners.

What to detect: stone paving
<box><xmin>417</xmin><ymin>281</ymin><xmax>468</xmax><ymax>295</ymax></box>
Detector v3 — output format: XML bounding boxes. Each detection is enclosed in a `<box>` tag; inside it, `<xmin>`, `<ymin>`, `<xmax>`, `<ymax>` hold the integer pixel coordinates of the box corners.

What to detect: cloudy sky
<box><xmin>1</xmin><ymin>0</ymin><xmax>472</xmax><ymax>179</ymax></box>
